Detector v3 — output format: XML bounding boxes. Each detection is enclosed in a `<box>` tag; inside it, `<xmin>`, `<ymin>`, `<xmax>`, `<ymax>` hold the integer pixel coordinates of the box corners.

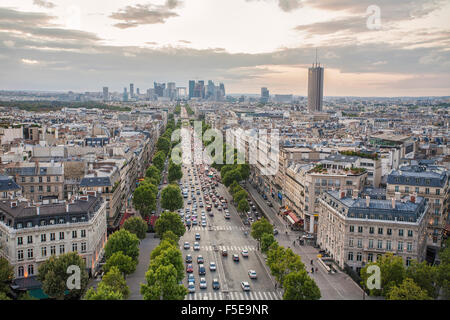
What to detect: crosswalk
<box><xmin>182</xmin><ymin>245</ymin><xmax>257</xmax><ymax>252</ymax></box>
<box><xmin>190</xmin><ymin>225</ymin><xmax>248</xmax><ymax>231</ymax></box>
<box><xmin>185</xmin><ymin>291</ymin><xmax>283</xmax><ymax>300</ymax></box>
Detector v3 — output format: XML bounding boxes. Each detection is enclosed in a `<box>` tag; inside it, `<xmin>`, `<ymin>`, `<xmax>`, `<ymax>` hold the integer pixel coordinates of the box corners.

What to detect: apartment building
<box><xmin>318</xmin><ymin>191</ymin><xmax>428</xmax><ymax>273</ymax></box>
<box><xmin>0</xmin><ymin>194</ymin><xmax>107</xmax><ymax>281</ymax></box>
<box><xmin>386</xmin><ymin>164</ymin><xmax>449</xmax><ymax>258</ymax></box>
<box><xmin>0</xmin><ymin>175</ymin><xmax>21</xmax><ymax>200</ymax></box>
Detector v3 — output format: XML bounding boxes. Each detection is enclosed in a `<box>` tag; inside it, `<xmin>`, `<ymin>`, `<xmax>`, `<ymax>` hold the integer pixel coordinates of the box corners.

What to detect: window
<box><xmin>81</xmin><ymin>242</ymin><xmax>87</xmax><ymax>253</ymax></box>
<box><xmin>72</xmin><ymin>243</ymin><xmax>78</xmax><ymax>252</ymax></box>
<box><xmin>21</xmin><ymin>177</ymin><xmax>25</xmax><ymax>183</ymax></box>
<box><xmin>17</xmin><ymin>237</ymin><xmax>23</xmax><ymax>246</ymax></box>
<box><xmin>378</xmin><ymin>228</ymin><xmax>383</xmax><ymax>235</ymax></box>
<box><xmin>349</xmin><ymin>238</ymin><xmax>354</xmax><ymax>247</ymax></box>
<box><xmin>348</xmin><ymin>252</ymin><xmax>354</xmax><ymax>261</ymax></box>
<box><xmin>41</xmin><ymin>234</ymin><xmax>46</xmax><ymax>242</ymax></box>
<box><xmin>41</xmin><ymin>247</ymin><xmax>47</xmax><ymax>257</ymax></box>
<box><xmin>349</xmin><ymin>225</ymin><xmax>354</xmax><ymax>233</ymax></box>
<box><xmin>30</xmin><ymin>186</ymin><xmax>34</xmax><ymax>193</ymax></box>
<box><xmin>368</xmin><ymin>253</ymin><xmax>373</xmax><ymax>262</ymax></box>
<box><xmin>369</xmin><ymin>227</ymin><xmax>374</xmax><ymax>234</ymax></box>
<box><xmin>358</xmin><ymin>226</ymin><xmax>363</xmax><ymax>233</ymax></box>
<box><xmin>27</xmin><ymin>248</ymin><xmax>33</xmax><ymax>260</ymax></box>
<box><xmin>387</xmin><ymin>228</ymin><xmax>392</xmax><ymax>235</ymax></box>
<box><xmin>399</xmin><ymin>229</ymin><xmax>404</xmax><ymax>237</ymax></box>
<box><xmin>26</xmin><ymin>222</ymin><xmax>32</xmax><ymax>228</ymax></box>
<box><xmin>39</xmin><ymin>177</ymin><xmax>42</xmax><ymax>183</ymax></box>
<box><xmin>17</xmin><ymin>250</ymin><xmax>24</xmax><ymax>261</ymax></box>
<box><xmin>18</xmin><ymin>266</ymin><xmax>24</xmax><ymax>277</ymax></box>
<box><xmin>406</xmin><ymin>257</ymin><xmax>412</xmax><ymax>266</ymax></box>
<box><xmin>357</xmin><ymin>239</ymin><xmax>362</xmax><ymax>248</ymax></box>
<box><xmin>27</xmin><ymin>235</ymin><xmax>33</xmax><ymax>244</ymax></box>
<box><xmin>369</xmin><ymin>239</ymin><xmax>374</xmax><ymax>248</ymax></box>
<box><xmin>59</xmin><ymin>232</ymin><xmax>64</xmax><ymax>240</ymax></box>
<box><xmin>408</xmin><ymin>230</ymin><xmax>413</xmax><ymax>237</ymax></box>
<box><xmin>398</xmin><ymin>241</ymin><xmax>403</xmax><ymax>252</ymax></box>
<box><xmin>59</xmin><ymin>245</ymin><xmax>65</xmax><ymax>254</ymax></box>
<box><xmin>47</xmin><ymin>176</ymin><xmax>51</xmax><ymax>182</ymax></box>
<box><xmin>47</xmin><ymin>186</ymin><xmax>51</xmax><ymax>193</ymax></box>
<box><xmin>386</xmin><ymin>240</ymin><xmax>392</xmax><ymax>250</ymax></box>
<box><xmin>28</xmin><ymin>264</ymin><xmax>34</xmax><ymax>276</ymax></box>
<box><xmin>356</xmin><ymin>252</ymin><xmax>362</xmax><ymax>261</ymax></box>
<box><xmin>50</xmin><ymin>246</ymin><xmax>56</xmax><ymax>255</ymax></box>
<box><xmin>81</xmin><ymin>230</ymin><xmax>86</xmax><ymax>238</ymax></box>
<box><xmin>415</xmin><ymin>187</ymin><xmax>419</xmax><ymax>193</ymax></box>
<box><xmin>50</xmin><ymin>233</ymin><xmax>55</xmax><ymax>241</ymax></box>
<box><xmin>436</xmin><ymin>189</ymin><xmax>440</xmax><ymax>195</ymax></box>
<box><xmin>38</xmin><ymin>186</ymin><xmax>43</xmax><ymax>192</ymax></box>
<box><xmin>395</xmin><ymin>186</ymin><xmax>399</xmax><ymax>192</ymax></box>
<box><xmin>405</xmin><ymin>186</ymin><xmax>409</xmax><ymax>193</ymax></box>
<box><xmin>377</xmin><ymin>240</ymin><xmax>383</xmax><ymax>249</ymax></box>
<box><xmin>407</xmin><ymin>242</ymin><xmax>412</xmax><ymax>252</ymax></box>
<box><xmin>72</xmin><ymin>230</ymin><xmax>77</xmax><ymax>239</ymax></box>
<box><xmin>425</xmin><ymin>188</ymin><xmax>430</xmax><ymax>195</ymax></box>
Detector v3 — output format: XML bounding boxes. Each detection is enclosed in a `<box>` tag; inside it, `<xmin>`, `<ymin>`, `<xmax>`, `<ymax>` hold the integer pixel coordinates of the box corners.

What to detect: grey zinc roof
<box><xmin>80</xmin><ymin>176</ymin><xmax>112</xmax><ymax>187</ymax></box>
<box><xmin>387</xmin><ymin>165</ymin><xmax>448</xmax><ymax>188</ymax></box>
<box><xmin>0</xmin><ymin>176</ymin><xmax>21</xmax><ymax>192</ymax></box>
<box><xmin>324</xmin><ymin>154</ymin><xmax>358</xmax><ymax>163</ymax></box>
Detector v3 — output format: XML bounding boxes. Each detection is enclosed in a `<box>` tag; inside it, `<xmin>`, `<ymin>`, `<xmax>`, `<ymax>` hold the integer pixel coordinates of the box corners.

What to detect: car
<box><xmin>201</xmin><ymin>221</ymin><xmax>207</xmax><ymax>227</ymax></box>
<box><xmin>233</xmin><ymin>254</ymin><xmax>239</xmax><ymax>262</ymax></box>
<box><xmin>241</xmin><ymin>250</ymin><xmax>249</xmax><ymax>257</ymax></box>
<box><xmin>209</xmin><ymin>262</ymin><xmax>216</xmax><ymax>271</ymax></box>
<box><xmin>222</xmin><ymin>249</ymin><xmax>228</xmax><ymax>257</ymax></box>
<box><xmin>184</xmin><ymin>242</ymin><xmax>190</xmax><ymax>250</ymax></box>
<box><xmin>267</xmin><ymin>201</ymin><xmax>273</xmax><ymax>207</ymax></box>
<box><xmin>248</xmin><ymin>270</ymin><xmax>257</xmax><ymax>279</ymax></box>
<box><xmin>212</xmin><ymin>278</ymin><xmax>220</xmax><ymax>290</ymax></box>
<box><xmin>241</xmin><ymin>281</ymin><xmax>251</xmax><ymax>291</ymax></box>
<box><xmin>198</xmin><ymin>264</ymin><xmax>206</xmax><ymax>275</ymax></box>
<box><xmin>225</xmin><ymin>213</ymin><xmax>231</xmax><ymax>219</ymax></box>
<box><xmin>194</xmin><ymin>233</ymin><xmax>201</xmax><ymax>241</ymax></box>
<box><xmin>185</xmin><ymin>254</ymin><xmax>193</xmax><ymax>263</ymax></box>
<box><xmin>199</xmin><ymin>277</ymin><xmax>207</xmax><ymax>289</ymax></box>
<box><xmin>186</xmin><ymin>264</ymin><xmax>193</xmax><ymax>273</ymax></box>
<box><xmin>193</xmin><ymin>242</ymin><xmax>200</xmax><ymax>250</ymax></box>
<box><xmin>188</xmin><ymin>281</ymin><xmax>196</xmax><ymax>293</ymax></box>
<box><xmin>273</xmin><ymin>229</ymin><xmax>279</xmax><ymax>235</ymax></box>
<box><xmin>192</xmin><ymin>219</ymin><xmax>198</xmax><ymax>226</ymax></box>
<box><xmin>197</xmin><ymin>255</ymin><xmax>204</xmax><ymax>264</ymax></box>
<box><xmin>188</xmin><ymin>274</ymin><xmax>195</xmax><ymax>283</ymax></box>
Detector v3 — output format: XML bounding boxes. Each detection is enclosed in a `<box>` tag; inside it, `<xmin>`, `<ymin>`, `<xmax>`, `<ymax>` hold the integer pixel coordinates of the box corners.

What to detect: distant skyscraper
<box><xmin>219</xmin><ymin>83</ymin><xmax>225</xmax><ymax>97</ymax></box>
<box><xmin>130</xmin><ymin>83</ymin><xmax>134</xmax><ymax>98</ymax></box>
<box><xmin>136</xmin><ymin>88</ymin><xmax>140</xmax><ymax>95</ymax></box>
<box><xmin>308</xmin><ymin>54</ymin><xmax>324</xmax><ymax>113</ymax></box>
<box><xmin>103</xmin><ymin>87</ymin><xmax>109</xmax><ymax>101</ymax></box>
<box><xmin>189</xmin><ymin>80</ymin><xmax>195</xmax><ymax>99</ymax></box>
<box><xmin>154</xmin><ymin>82</ymin><xmax>166</xmax><ymax>97</ymax></box>
<box><xmin>261</xmin><ymin>87</ymin><xmax>269</xmax><ymax>103</ymax></box>
<box><xmin>123</xmin><ymin>87</ymin><xmax>128</xmax><ymax>102</ymax></box>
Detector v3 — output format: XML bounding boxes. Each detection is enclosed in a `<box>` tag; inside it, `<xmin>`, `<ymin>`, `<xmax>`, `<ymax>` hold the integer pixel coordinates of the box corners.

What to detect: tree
<box><xmin>149</xmin><ymin>246</ymin><xmax>185</xmax><ymax>283</ymax></box>
<box><xmin>152</xmin><ymin>151</ymin><xmax>166</xmax><ymax>172</ymax></box>
<box><xmin>157</xmin><ymin>137</ymin><xmax>171</xmax><ymax>156</ymax></box>
<box><xmin>145</xmin><ymin>165</ymin><xmax>161</xmax><ymax>182</ymax></box>
<box><xmin>0</xmin><ymin>292</ymin><xmax>11</xmax><ymax>300</ymax></box>
<box><xmin>132</xmin><ymin>184</ymin><xmax>157</xmax><ymax>218</ymax></box>
<box><xmin>162</xmin><ymin>230</ymin><xmax>180</xmax><ymax>246</ymax></box>
<box><xmin>161</xmin><ymin>184</ymin><xmax>183</xmax><ymax>211</ymax></box>
<box><xmin>168</xmin><ymin>161</ymin><xmax>183</xmax><ymax>183</ymax></box>
<box><xmin>251</xmin><ymin>217</ymin><xmax>273</xmax><ymax>242</ymax></box>
<box><xmin>261</xmin><ymin>233</ymin><xmax>277</xmax><ymax>254</ymax></box>
<box><xmin>233</xmin><ymin>189</ymin><xmax>248</xmax><ymax>204</ymax></box>
<box><xmin>283</xmin><ymin>270</ymin><xmax>321</xmax><ymax>300</ymax></box>
<box><xmin>104</xmin><ymin>229</ymin><xmax>140</xmax><ymax>262</ymax></box>
<box><xmin>155</xmin><ymin>211</ymin><xmax>185</xmax><ymax>238</ymax></box>
<box><xmin>237</xmin><ymin>198</ymin><xmax>250</xmax><ymax>213</ymax></box>
<box><xmin>223</xmin><ymin>168</ymin><xmax>242</xmax><ymax>187</ymax></box>
<box><xmin>220</xmin><ymin>164</ymin><xmax>234</xmax><ymax>179</ymax></box>
<box><xmin>84</xmin><ymin>282</ymin><xmax>124</xmax><ymax>300</ymax></box>
<box><xmin>360</xmin><ymin>253</ymin><xmax>406</xmax><ymax>296</ymax></box>
<box><xmin>123</xmin><ymin>216</ymin><xmax>148</xmax><ymax>240</ymax></box>
<box><xmin>238</xmin><ymin>163</ymin><xmax>250</xmax><ymax>181</ymax></box>
<box><xmin>104</xmin><ymin>251</ymin><xmax>137</xmax><ymax>276</ymax></box>
<box><xmin>0</xmin><ymin>257</ymin><xmax>13</xmax><ymax>295</ymax></box>
<box><xmin>267</xmin><ymin>246</ymin><xmax>305</xmax><ymax>287</ymax></box>
<box><xmin>151</xmin><ymin>240</ymin><xmax>177</xmax><ymax>260</ymax></box>
<box><xmin>386</xmin><ymin>278</ymin><xmax>432</xmax><ymax>300</ymax></box>
<box><xmin>141</xmin><ymin>264</ymin><xmax>187</xmax><ymax>300</ymax></box>
<box><xmin>406</xmin><ymin>260</ymin><xmax>439</xmax><ymax>299</ymax></box>
<box><xmin>38</xmin><ymin>252</ymin><xmax>89</xmax><ymax>300</ymax></box>
<box><xmin>101</xmin><ymin>266</ymin><xmax>130</xmax><ymax>299</ymax></box>
<box><xmin>436</xmin><ymin>239</ymin><xmax>450</xmax><ymax>299</ymax></box>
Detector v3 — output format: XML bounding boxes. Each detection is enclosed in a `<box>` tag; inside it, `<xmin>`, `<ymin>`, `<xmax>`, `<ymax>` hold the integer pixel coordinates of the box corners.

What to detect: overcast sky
<box><xmin>0</xmin><ymin>0</ymin><xmax>449</xmax><ymax>96</ymax></box>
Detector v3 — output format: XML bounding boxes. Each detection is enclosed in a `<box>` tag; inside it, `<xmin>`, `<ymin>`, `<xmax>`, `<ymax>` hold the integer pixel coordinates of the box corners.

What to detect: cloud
<box><xmin>294</xmin><ymin>16</ymin><xmax>370</xmax><ymax>35</ymax></box>
<box><xmin>245</xmin><ymin>0</ymin><xmax>303</xmax><ymax>12</ymax></box>
<box><xmin>178</xmin><ymin>40</ymin><xmax>191</xmax><ymax>44</ymax></box>
<box><xmin>109</xmin><ymin>1</ymin><xmax>183</xmax><ymax>29</ymax></box>
<box><xmin>33</xmin><ymin>0</ymin><xmax>56</xmax><ymax>9</ymax></box>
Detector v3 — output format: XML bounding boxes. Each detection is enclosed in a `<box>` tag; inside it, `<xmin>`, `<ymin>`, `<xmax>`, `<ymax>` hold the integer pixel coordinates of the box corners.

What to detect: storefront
<box><xmin>281</xmin><ymin>209</ymin><xmax>304</xmax><ymax>231</ymax></box>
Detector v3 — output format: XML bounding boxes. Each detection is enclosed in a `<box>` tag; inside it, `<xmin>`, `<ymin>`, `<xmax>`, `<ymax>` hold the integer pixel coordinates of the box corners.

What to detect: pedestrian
<box><xmin>311</xmin><ymin>259</ymin><xmax>313</xmax><ymax>265</ymax></box>
<box><xmin>275</xmin><ymin>283</ymin><xmax>277</xmax><ymax>289</ymax></box>
<box><xmin>311</xmin><ymin>267</ymin><xmax>314</xmax><ymax>274</ymax></box>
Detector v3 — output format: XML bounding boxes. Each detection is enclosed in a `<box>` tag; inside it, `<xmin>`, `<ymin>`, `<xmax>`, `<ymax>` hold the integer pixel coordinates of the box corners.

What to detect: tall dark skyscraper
<box><xmin>103</xmin><ymin>87</ymin><xmax>109</xmax><ymax>101</ymax></box>
<box><xmin>130</xmin><ymin>83</ymin><xmax>134</xmax><ymax>98</ymax></box>
<box><xmin>260</xmin><ymin>87</ymin><xmax>269</xmax><ymax>103</ymax></box>
<box><xmin>307</xmin><ymin>60</ymin><xmax>324</xmax><ymax>113</ymax></box>
<box><xmin>189</xmin><ymin>80</ymin><xmax>195</xmax><ymax>99</ymax></box>
<box><xmin>123</xmin><ymin>87</ymin><xmax>128</xmax><ymax>102</ymax></box>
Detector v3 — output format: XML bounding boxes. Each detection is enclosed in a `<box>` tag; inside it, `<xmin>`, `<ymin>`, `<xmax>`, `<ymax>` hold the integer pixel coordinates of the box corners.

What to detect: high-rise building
<box><xmin>123</xmin><ymin>87</ymin><xmax>128</xmax><ymax>102</ymax></box>
<box><xmin>207</xmin><ymin>80</ymin><xmax>215</xmax><ymax>99</ymax></box>
<box><xmin>219</xmin><ymin>83</ymin><xmax>225</xmax><ymax>97</ymax></box>
<box><xmin>130</xmin><ymin>83</ymin><xmax>134</xmax><ymax>98</ymax></box>
<box><xmin>261</xmin><ymin>87</ymin><xmax>269</xmax><ymax>103</ymax></box>
<box><xmin>102</xmin><ymin>87</ymin><xmax>109</xmax><ymax>101</ymax></box>
<box><xmin>154</xmin><ymin>82</ymin><xmax>165</xmax><ymax>97</ymax></box>
<box><xmin>189</xmin><ymin>80</ymin><xmax>195</xmax><ymax>99</ymax></box>
<box><xmin>136</xmin><ymin>88</ymin><xmax>140</xmax><ymax>96</ymax></box>
<box><xmin>307</xmin><ymin>61</ymin><xmax>324</xmax><ymax>113</ymax></box>
<box><xmin>167</xmin><ymin>82</ymin><xmax>176</xmax><ymax>100</ymax></box>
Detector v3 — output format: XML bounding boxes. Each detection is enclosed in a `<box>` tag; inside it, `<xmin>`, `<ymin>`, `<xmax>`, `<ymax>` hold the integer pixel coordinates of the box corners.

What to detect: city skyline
<box><xmin>0</xmin><ymin>0</ymin><xmax>449</xmax><ymax>96</ymax></box>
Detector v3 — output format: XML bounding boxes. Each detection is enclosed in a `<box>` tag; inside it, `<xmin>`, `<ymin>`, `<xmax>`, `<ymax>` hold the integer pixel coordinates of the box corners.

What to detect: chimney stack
<box><xmin>410</xmin><ymin>192</ymin><xmax>417</xmax><ymax>204</ymax></box>
<box><xmin>340</xmin><ymin>190</ymin><xmax>345</xmax><ymax>199</ymax></box>
<box><xmin>391</xmin><ymin>198</ymin><xmax>396</xmax><ymax>209</ymax></box>
<box><xmin>366</xmin><ymin>195</ymin><xmax>370</xmax><ymax>207</ymax></box>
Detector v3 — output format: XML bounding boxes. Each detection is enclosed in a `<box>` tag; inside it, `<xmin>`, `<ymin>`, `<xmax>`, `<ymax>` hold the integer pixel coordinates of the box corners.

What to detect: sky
<box><xmin>0</xmin><ymin>0</ymin><xmax>450</xmax><ymax>96</ymax></box>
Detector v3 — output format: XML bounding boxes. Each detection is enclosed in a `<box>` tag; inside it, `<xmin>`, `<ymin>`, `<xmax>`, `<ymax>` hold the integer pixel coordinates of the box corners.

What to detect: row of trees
<box><xmin>228</xmin><ymin>180</ymin><xmax>250</xmax><ymax>214</ymax></box>
<box><xmin>141</xmin><ymin>211</ymin><xmax>188</xmax><ymax>299</ymax></box>
<box><xmin>250</xmin><ymin>218</ymin><xmax>321</xmax><ymax>300</ymax></box>
<box><xmin>360</xmin><ymin>240</ymin><xmax>450</xmax><ymax>300</ymax></box>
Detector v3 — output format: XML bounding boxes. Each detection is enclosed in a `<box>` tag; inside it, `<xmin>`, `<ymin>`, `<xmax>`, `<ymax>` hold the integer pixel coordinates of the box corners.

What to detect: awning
<box><xmin>286</xmin><ymin>215</ymin><xmax>296</xmax><ymax>224</ymax></box>
<box><xmin>288</xmin><ymin>211</ymin><xmax>300</xmax><ymax>224</ymax></box>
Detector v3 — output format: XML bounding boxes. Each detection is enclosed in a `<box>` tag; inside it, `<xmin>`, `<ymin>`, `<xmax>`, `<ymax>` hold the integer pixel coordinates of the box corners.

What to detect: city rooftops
<box><xmin>0</xmin><ymin>176</ymin><xmax>21</xmax><ymax>192</ymax></box>
<box><xmin>387</xmin><ymin>165</ymin><xmax>448</xmax><ymax>188</ymax></box>
<box><xmin>322</xmin><ymin>191</ymin><xmax>427</xmax><ymax>223</ymax></box>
